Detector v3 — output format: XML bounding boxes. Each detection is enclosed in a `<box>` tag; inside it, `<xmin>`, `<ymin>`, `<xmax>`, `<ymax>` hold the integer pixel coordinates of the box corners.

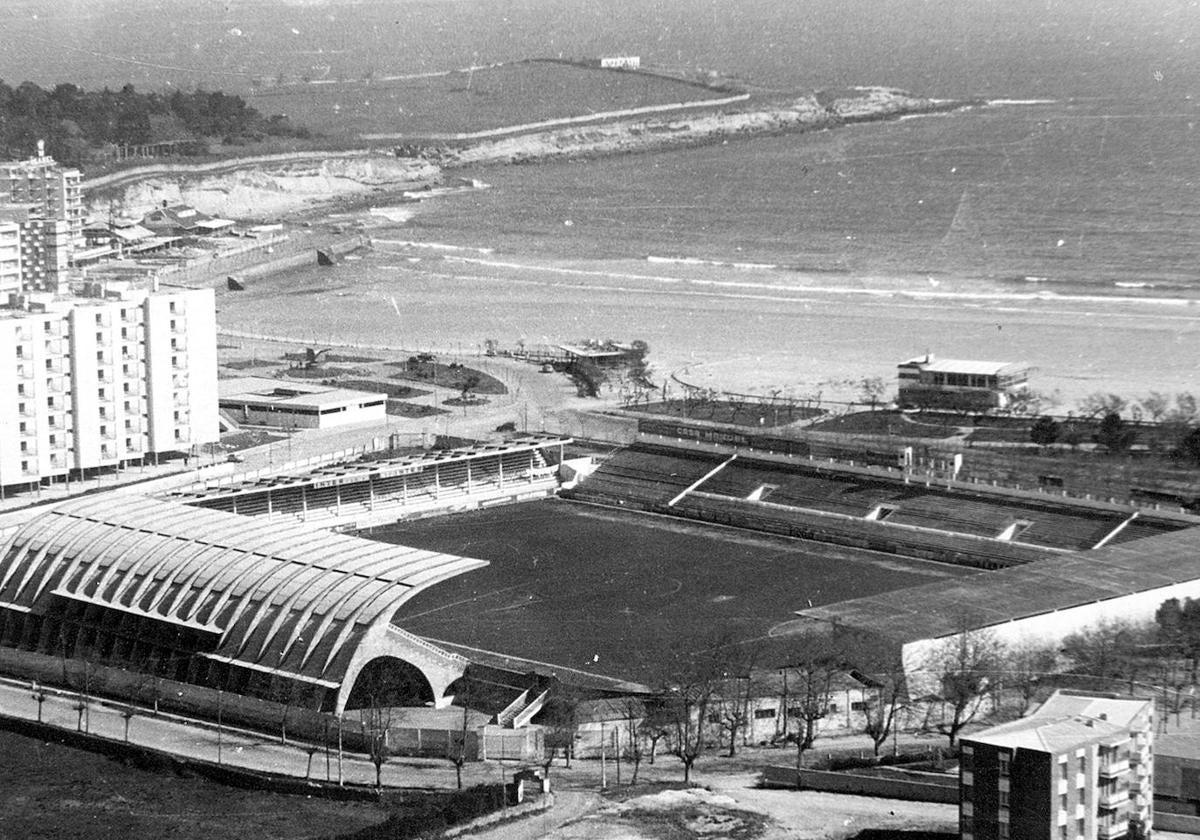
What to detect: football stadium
<box><xmin>2</xmin><ymin>420</ymin><xmax>1200</xmax><ymax>739</ymax></box>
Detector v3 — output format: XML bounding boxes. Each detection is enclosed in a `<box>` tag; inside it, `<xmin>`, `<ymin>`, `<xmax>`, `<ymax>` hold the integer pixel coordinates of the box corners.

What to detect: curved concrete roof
<box><xmin>0</xmin><ymin>495</ymin><xmax>486</xmax><ymax>691</ymax></box>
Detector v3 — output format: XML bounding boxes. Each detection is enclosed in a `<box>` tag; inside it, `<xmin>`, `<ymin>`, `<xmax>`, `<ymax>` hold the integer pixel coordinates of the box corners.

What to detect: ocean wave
<box><xmin>444</xmin><ymin>255</ymin><xmax>1200</xmax><ymax>311</ymax></box>
<box><xmin>986</xmin><ymin>98</ymin><xmax>1059</xmax><ymax>106</ymax></box>
<box><xmin>647</xmin><ymin>255</ymin><xmax>779</xmax><ymax>270</ymax></box>
<box><xmin>373</xmin><ymin>239</ymin><xmax>495</xmax><ymax>254</ymax></box>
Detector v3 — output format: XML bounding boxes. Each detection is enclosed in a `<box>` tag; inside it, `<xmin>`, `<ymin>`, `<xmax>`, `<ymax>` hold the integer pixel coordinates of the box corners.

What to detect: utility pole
<box><xmin>217</xmin><ymin>689</ymin><xmax>223</xmax><ymax>764</ymax></box>
<box><xmin>600</xmin><ymin>721</ymin><xmax>607</xmax><ymax>789</ymax></box>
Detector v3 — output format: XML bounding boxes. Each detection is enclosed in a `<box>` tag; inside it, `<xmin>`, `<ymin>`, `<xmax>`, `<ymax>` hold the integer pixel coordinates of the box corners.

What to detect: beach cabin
<box><xmin>897</xmin><ymin>354</ymin><xmax>1030</xmax><ymax>411</ymax></box>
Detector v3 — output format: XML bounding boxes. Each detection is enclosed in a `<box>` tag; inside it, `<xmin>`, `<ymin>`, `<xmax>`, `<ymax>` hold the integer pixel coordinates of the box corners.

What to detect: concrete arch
<box><xmin>341</xmin><ymin>656</ymin><xmax>435</xmax><ymax>710</ymax></box>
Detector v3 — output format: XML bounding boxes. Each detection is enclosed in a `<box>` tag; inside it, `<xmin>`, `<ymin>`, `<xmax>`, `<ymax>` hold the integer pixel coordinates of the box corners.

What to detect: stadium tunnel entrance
<box><xmin>342</xmin><ymin>656</ymin><xmax>436</xmax><ymax>710</ymax></box>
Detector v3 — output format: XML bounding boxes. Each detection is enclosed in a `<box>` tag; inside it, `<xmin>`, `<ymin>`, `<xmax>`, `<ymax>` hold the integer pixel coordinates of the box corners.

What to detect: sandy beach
<box><xmin>214</xmin><ymin>223</ymin><xmax>1200</xmax><ymax>414</ymax></box>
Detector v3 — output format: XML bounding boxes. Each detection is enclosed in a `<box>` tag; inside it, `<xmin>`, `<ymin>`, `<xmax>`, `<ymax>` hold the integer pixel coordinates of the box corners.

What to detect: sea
<box><xmin>4</xmin><ymin>0</ymin><xmax>1200</xmax><ymax>402</ymax></box>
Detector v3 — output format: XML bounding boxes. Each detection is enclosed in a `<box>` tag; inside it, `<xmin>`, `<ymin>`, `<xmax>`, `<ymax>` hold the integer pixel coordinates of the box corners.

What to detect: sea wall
<box><xmin>414</xmin><ymin>90</ymin><xmax>968</xmax><ymax>168</ymax></box>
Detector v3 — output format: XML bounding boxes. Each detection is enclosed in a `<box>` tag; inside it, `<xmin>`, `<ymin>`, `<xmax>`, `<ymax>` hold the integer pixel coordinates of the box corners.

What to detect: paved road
<box><xmin>0</xmin><ymin>676</ymin><xmax>504</xmax><ymax>790</ymax></box>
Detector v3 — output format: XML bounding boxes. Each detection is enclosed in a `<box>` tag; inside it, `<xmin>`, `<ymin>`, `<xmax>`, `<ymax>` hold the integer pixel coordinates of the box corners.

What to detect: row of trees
<box><xmin>0</xmin><ymin>80</ymin><xmax>310</xmax><ymax>166</ymax></box>
<box><xmin>532</xmin><ymin>604</ymin><xmax>1200</xmax><ymax>785</ymax></box>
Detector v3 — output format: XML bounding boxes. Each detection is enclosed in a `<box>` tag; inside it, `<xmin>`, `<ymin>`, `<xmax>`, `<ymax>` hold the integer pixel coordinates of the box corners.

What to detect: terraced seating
<box><xmin>1013</xmin><ymin>509</ymin><xmax>1120</xmax><ymax>550</ymax></box>
<box><xmin>883</xmin><ymin>495</ymin><xmax>1030</xmax><ymax>539</ymax></box>
<box><xmin>573</xmin><ymin>448</ymin><xmax>720</xmax><ymax>506</ymax></box>
<box><xmin>675</xmin><ymin>492</ymin><xmax>1046</xmax><ymax>569</ymax></box>
<box><xmin>1108</xmin><ymin>518</ymin><xmax>1188</xmax><ymax>545</ymax></box>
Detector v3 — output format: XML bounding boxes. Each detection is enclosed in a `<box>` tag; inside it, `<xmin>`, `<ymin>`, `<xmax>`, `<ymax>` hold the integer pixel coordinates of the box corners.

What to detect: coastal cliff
<box><xmin>86</xmin><ymin>154</ymin><xmax>439</xmax><ymax>221</ymax></box>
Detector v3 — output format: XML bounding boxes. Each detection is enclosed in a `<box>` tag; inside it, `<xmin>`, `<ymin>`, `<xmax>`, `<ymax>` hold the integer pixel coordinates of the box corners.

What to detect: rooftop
<box><xmin>965</xmin><ymin>691</ymin><xmax>1150</xmax><ymax>753</ymax></box>
<box><xmin>218</xmin><ymin>376</ymin><xmax>387</xmax><ymax>409</ymax></box>
<box><xmin>796</xmin><ymin>521</ymin><xmax>1200</xmax><ymax>644</ymax></box>
<box><xmin>900</xmin><ymin>356</ymin><xmax>1029</xmax><ymax>376</ymax></box>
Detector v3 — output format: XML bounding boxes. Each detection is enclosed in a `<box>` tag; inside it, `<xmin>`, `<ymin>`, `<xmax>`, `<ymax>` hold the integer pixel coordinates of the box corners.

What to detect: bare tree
<box><xmin>621</xmin><ymin>696</ymin><xmax>646</xmax><ymax>785</ymax></box>
<box><xmin>539</xmin><ymin>683</ymin><xmax>581</xmax><ymax>774</ymax></box>
<box><xmin>856</xmin><ymin>660</ymin><xmax>909</xmax><ymax>759</ymax></box>
<box><xmin>1004</xmin><ymin>642</ymin><xmax>1059</xmax><ymax>716</ymax></box>
<box><xmin>921</xmin><ymin>628</ymin><xmax>1006</xmax><ymax>747</ymax></box>
<box><xmin>659</xmin><ymin>639</ymin><xmax>729</xmax><ymax>783</ymax></box>
<box><xmin>1062</xmin><ymin>619</ymin><xmax>1150</xmax><ymax>691</ymax></box>
<box><xmin>784</xmin><ymin>632</ymin><xmax>848</xmax><ymax>769</ymax></box>
<box><xmin>1140</xmin><ymin>392</ymin><xmax>1171</xmax><ymax>424</ymax></box>
<box><xmin>858</xmin><ymin>377</ymin><xmax>888</xmax><ymax>411</ymax></box>
<box><xmin>714</xmin><ymin>647</ymin><xmax>759</xmax><ymax>758</ymax></box>
<box><xmin>638</xmin><ymin>696</ymin><xmax>673</xmax><ymax>766</ymax></box>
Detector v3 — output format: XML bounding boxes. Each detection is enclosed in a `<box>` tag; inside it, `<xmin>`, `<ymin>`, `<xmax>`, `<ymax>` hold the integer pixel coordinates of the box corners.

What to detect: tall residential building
<box><xmin>960</xmin><ymin>691</ymin><xmax>1154</xmax><ymax>840</ymax></box>
<box><xmin>0</xmin><ymin>222</ymin><xmax>20</xmax><ymax>296</ymax></box>
<box><xmin>0</xmin><ymin>284</ymin><xmax>218</xmax><ymax>488</ymax></box>
<box><xmin>0</xmin><ymin>144</ymin><xmax>85</xmax><ymax>250</ymax></box>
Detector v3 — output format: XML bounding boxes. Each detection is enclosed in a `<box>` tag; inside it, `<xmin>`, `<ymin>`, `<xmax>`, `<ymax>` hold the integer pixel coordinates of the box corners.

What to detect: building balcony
<box><xmin>1099</xmin><ymin>786</ymin><xmax>1128</xmax><ymax>810</ymax></box>
<box><xmin>1097</xmin><ymin>819</ymin><xmax>1128</xmax><ymax>840</ymax></box>
<box><xmin>1099</xmin><ymin>758</ymin><xmax>1130</xmax><ymax>778</ymax></box>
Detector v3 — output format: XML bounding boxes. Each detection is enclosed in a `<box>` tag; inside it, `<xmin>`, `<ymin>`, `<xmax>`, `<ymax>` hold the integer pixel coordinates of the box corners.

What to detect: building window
<box><xmin>45</xmin><ymin>358</ymin><xmax>52</xmax><ymax>370</ymax></box>
<box><xmin>999</xmin><ymin>790</ymin><xmax>1009</xmax><ymax>808</ymax></box>
<box><xmin>754</xmin><ymin>708</ymin><xmax>777</xmax><ymax>719</ymax></box>
<box><xmin>18</xmin><ymin>421</ymin><xmax>26</xmax><ymax>433</ymax></box>
<box><xmin>999</xmin><ymin>753</ymin><xmax>1010</xmax><ymax>777</ymax></box>
<box><xmin>998</xmin><ymin>825</ymin><xmax>1009</xmax><ymax>840</ymax></box>
<box><xmin>1076</xmin><ymin>818</ymin><xmax>1084</xmax><ymax>836</ymax></box>
<box><xmin>169</xmin><ymin>301</ymin><xmax>176</xmax><ymax>313</ymax></box>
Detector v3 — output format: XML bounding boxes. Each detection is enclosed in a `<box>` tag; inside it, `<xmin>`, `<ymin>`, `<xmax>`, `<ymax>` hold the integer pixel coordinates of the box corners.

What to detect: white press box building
<box><xmin>0</xmin><ymin>282</ymin><xmax>218</xmax><ymax>487</ymax></box>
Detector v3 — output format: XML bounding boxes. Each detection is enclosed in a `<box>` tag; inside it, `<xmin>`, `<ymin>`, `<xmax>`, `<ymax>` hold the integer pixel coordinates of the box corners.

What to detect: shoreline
<box><xmin>88</xmin><ymin>88</ymin><xmax>975</xmax><ymax>223</ymax></box>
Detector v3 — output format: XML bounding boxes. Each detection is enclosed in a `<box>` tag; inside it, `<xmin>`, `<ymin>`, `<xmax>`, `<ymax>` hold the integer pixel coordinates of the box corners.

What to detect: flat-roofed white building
<box><xmin>218</xmin><ymin>376</ymin><xmax>387</xmax><ymax>429</ymax></box>
<box><xmin>0</xmin><ymin>284</ymin><xmax>219</xmax><ymax>489</ymax></box>
<box><xmin>0</xmin><ymin>145</ymin><xmax>84</xmax><ymax>249</ymax></box>
<box><xmin>961</xmin><ymin>691</ymin><xmax>1153</xmax><ymax>840</ymax></box>
<box><xmin>898</xmin><ymin>353</ymin><xmax>1030</xmax><ymax>411</ymax></box>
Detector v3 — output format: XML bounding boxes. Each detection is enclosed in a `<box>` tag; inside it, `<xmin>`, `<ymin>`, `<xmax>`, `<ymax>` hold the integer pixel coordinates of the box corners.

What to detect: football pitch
<box><xmin>376</xmin><ymin>500</ymin><xmax>973</xmax><ymax>683</ymax></box>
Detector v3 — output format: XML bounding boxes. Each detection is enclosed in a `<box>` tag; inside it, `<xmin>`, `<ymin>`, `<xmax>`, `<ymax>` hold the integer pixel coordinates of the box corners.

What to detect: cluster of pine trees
<box><xmin>0</xmin><ymin>80</ymin><xmax>310</xmax><ymax>166</ymax></box>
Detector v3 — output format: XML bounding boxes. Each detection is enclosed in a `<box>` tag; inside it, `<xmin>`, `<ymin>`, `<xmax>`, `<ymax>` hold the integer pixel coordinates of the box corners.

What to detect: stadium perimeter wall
<box><xmin>900</xmin><ymin>576</ymin><xmax>1200</xmax><ymax>697</ymax></box>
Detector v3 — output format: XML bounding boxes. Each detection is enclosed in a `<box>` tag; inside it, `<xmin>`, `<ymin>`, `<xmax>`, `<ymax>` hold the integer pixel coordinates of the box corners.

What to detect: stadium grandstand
<box><xmin>563</xmin><ymin>443</ymin><xmax>1191</xmax><ymax>568</ymax></box>
<box><xmin>795</xmin><ymin>523</ymin><xmax>1200</xmax><ymax>696</ymax></box>
<box><xmin>170</xmin><ymin>435</ymin><xmax>567</xmax><ymax>529</ymax></box>
<box><xmin>558</xmin><ymin>426</ymin><xmax>1200</xmax><ymax>699</ymax></box>
<box><xmin>0</xmin><ymin>494</ymin><xmax>490</xmax><ymax>714</ymax></box>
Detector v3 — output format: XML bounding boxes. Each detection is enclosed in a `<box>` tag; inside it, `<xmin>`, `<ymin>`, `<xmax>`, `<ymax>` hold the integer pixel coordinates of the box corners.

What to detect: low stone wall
<box><xmin>761</xmin><ymin>765</ymin><xmax>958</xmax><ymax>803</ymax></box>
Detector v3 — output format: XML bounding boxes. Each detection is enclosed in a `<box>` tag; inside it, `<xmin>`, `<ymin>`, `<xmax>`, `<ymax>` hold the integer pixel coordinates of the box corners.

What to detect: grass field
<box><xmin>378</xmin><ymin>499</ymin><xmax>972</xmax><ymax>683</ymax></box>
<box><xmin>246</xmin><ymin>61</ymin><xmax>729</xmax><ymax>139</ymax></box>
<box><xmin>0</xmin><ymin>729</ymin><xmax>385</xmax><ymax>840</ymax></box>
